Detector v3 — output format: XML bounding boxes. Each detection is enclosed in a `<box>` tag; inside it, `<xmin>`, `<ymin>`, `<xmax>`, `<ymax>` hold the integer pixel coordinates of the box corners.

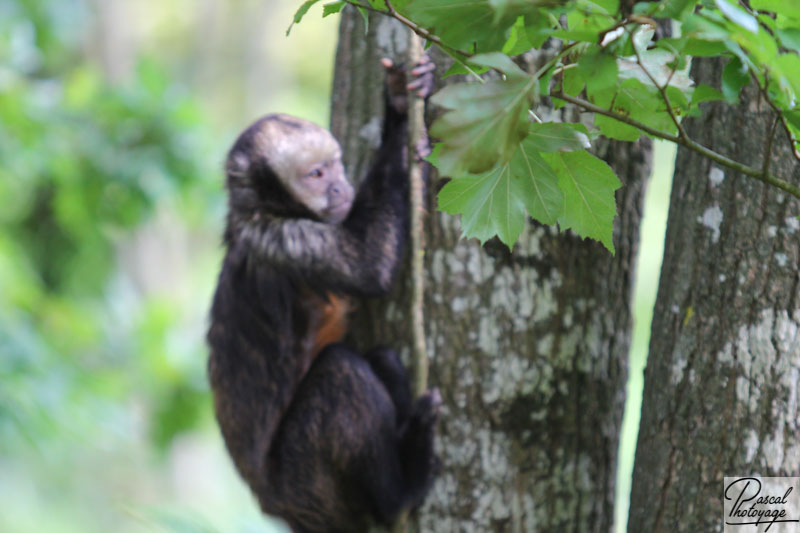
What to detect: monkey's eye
<box><xmin>308</xmin><ymin>168</ymin><xmax>324</xmax><ymax>179</ymax></box>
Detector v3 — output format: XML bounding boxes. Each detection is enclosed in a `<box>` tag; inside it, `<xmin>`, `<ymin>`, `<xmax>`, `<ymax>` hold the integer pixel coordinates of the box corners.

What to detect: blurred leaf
<box><xmin>715</xmin><ymin>0</ymin><xmax>758</xmax><ymax>33</ymax></box>
<box><xmin>323</xmin><ymin>1</ymin><xmax>346</xmax><ymax>17</ymax></box>
<box><xmin>287</xmin><ymin>0</ymin><xmax>322</xmax><ymax>35</ymax></box>
<box><xmin>403</xmin><ymin>0</ymin><xmax>520</xmax><ymax>52</ymax></box>
<box><xmin>721</xmin><ymin>56</ymin><xmax>750</xmax><ymax>102</ymax></box>
<box><xmin>578</xmin><ymin>49</ymin><xmax>618</xmax><ymax>97</ymax></box>
<box><xmin>430</xmin><ymin>73</ymin><xmax>537</xmax><ymax>175</ymax></box>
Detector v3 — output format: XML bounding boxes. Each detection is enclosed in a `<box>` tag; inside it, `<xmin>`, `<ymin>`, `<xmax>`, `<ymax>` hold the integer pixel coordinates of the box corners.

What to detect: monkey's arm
<box><xmin>242</xmin><ymin>211</ymin><xmax>403</xmax><ymax>296</ymax></box>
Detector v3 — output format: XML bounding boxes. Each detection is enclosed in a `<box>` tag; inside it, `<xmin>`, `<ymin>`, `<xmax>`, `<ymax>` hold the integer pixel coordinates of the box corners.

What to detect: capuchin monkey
<box><xmin>207</xmin><ymin>57</ymin><xmax>440</xmax><ymax>533</ymax></box>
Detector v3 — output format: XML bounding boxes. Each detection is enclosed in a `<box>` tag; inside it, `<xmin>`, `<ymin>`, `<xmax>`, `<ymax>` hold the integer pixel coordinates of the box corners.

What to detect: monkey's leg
<box><xmin>362</xmin><ymin>345</ymin><xmax>413</xmax><ymax>425</ymax></box>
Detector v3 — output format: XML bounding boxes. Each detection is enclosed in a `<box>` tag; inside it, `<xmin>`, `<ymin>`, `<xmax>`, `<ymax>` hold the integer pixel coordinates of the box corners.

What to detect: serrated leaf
<box><xmin>430</xmin><ymin>76</ymin><xmax>538</xmax><ymax>176</ymax></box>
<box><xmin>287</xmin><ymin>0</ymin><xmax>322</xmax><ymax>35</ymax></box>
<box><xmin>526</xmin><ymin>123</ymin><xmax>591</xmax><ymax>152</ymax></box>
<box><xmin>513</xmin><ymin>141</ymin><xmax>563</xmax><ymax>225</ymax></box>
<box><xmin>322</xmin><ymin>1</ymin><xmax>346</xmax><ymax>17</ymax></box>
<box><xmin>715</xmin><ymin>0</ymin><xmax>758</xmax><ymax>33</ymax></box>
<box><xmin>438</xmin><ymin>165</ymin><xmax>526</xmax><ymax>247</ymax></box>
<box><xmin>542</xmin><ymin>150</ymin><xmax>620</xmax><ymax>253</ymax></box>
<box><xmin>722</xmin><ymin>57</ymin><xmax>750</xmax><ymax>102</ymax></box>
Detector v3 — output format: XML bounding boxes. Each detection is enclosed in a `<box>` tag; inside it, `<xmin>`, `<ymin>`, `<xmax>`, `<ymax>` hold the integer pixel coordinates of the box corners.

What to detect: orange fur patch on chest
<box><xmin>311</xmin><ymin>293</ymin><xmax>351</xmax><ymax>356</ymax></box>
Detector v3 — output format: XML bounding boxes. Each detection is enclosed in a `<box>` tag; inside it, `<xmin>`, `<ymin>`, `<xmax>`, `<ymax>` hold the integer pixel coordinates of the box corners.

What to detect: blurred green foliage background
<box><xmin>0</xmin><ymin>1</ymin><xmax>674</xmax><ymax>531</ymax></box>
<box><xmin>0</xmin><ymin>1</ymin><xmax>335</xmax><ymax>531</ymax></box>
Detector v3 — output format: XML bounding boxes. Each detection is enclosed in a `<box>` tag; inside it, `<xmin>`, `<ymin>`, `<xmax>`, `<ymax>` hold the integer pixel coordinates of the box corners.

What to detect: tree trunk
<box><xmin>628</xmin><ymin>57</ymin><xmax>800</xmax><ymax>533</ymax></box>
<box><xmin>330</xmin><ymin>9</ymin><xmax>651</xmax><ymax>531</ymax></box>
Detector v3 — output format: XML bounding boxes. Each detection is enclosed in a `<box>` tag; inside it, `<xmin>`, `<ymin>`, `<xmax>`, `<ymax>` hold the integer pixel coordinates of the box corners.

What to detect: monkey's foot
<box><xmin>400</xmin><ymin>388</ymin><xmax>442</xmax><ymax>500</ymax></box>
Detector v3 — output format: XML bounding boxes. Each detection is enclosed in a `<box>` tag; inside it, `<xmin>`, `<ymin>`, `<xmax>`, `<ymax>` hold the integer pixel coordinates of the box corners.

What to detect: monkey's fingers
<box><xmin>411</xmin><ymin>60</ymin><xmax>435</xmax><ymax>77</ymax></box>
<box><xmin>415</xmin><ymin>136</ymin><xmax>432</xmax><ymax>162</ymax></box>
<box><xmin>406</xmin><ymin>56</ymin><xmax>435</xmax><ymax>99</ymax></box>
<box><xmin>380</xmin><ymin>57</ymin><xmax>394</xmax><ymax>69</ymax></box>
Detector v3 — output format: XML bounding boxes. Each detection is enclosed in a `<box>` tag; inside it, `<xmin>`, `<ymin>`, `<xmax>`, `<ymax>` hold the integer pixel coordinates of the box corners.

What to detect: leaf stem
<box><xmin>751</xmin><ymin>71</ymin><xmax>800</xmax><ymax>163</ymax></box>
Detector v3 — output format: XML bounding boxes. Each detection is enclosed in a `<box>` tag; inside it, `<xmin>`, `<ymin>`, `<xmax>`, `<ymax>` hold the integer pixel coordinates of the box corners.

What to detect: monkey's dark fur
<box><xmin>207</xmin><ymin>64</ymin><xmax>439</xmax><ymax>533</ymax></box>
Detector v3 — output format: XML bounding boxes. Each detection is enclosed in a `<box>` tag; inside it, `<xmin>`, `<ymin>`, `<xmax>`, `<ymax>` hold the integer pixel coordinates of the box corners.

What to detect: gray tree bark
<box><xmin>330</xmin><ymin>9</ymin><xmax>651</xmax><ymax>531</ymax></box>
<box><xmin>628</xmin><ymin>57</ymin><xmax>800</xmax><ymax>533</ymax></box>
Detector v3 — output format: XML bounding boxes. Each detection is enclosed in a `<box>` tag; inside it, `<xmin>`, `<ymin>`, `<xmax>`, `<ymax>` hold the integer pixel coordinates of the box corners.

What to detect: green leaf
<box><xmin>578</xmin><ymin>49</ymin><xmax>618</xmax><ymax>97</ymax></box>
<box><xmin>470</xmin><ymin>52</ymin><xmax>528</xmax><ymax>78</ymax></box>
<box><xmin>594</xmin><ymin>79</ymin><xmax>678</xmax><ymax>141</ymax></box>
<box><xmin>542</xmin><ymin>150</ymin><xmax>620</xmax><ymax>253</ymax></box>
<box><xmin>438</xmin><ymin>165</ymin><xmax>527</xmax><ymax>247</ymax></box>
<box><xmin>655</xmin><ymin>0</ymin><xmax>699</xmax><ymax>19</ymax></box>
<box><xmin>513</xmin><ymin>141</ymin><xmax>564</xmax><ymax>225</ymax></box>
<box><xmin>503</xmin><ymin>16</ymin><xmax>533</xmax><ymax>56</ymax></box>
<box><xmin>323</xmin><ymin>1</ymin><xmax>346</xmax><ymax>17</ymax></box>
<box><xmin>357</xmin><ymin>6</ymin><xmax>370</xmax><ymax>33</ymax></box>
<box><xmin>721</xmin><ymin>57</ymin><xmax>750</xmax><ymax>102</ymax></box>
<box><xmin>715</xmin><ymin>0</ymin><xmax>758</xmax><ymax>33</ymax></box>
<box><xmin>777</xmin><ymin>28</ymin><xmax>800</xmax><ymax>53</ymax></box>
<box><xmin>430</xmin><ymin>75</ymin><xmax>538</xmax><ymax>176</ymax></box>
<box><xmin>683</xmin><ymin>38</ymin><xmax>728</xmax><ymax>56</ymax></box>
<box><xmin>784</xmin><ymin>109</ymin><xmax>800</xmax><ymax>131</ymax></box>
<box><xmin>526</xmin><ymin>123</ymin><xmax>591</xmax><ymax>152</ymax></box>
<box><xmin>691</xmin><ymin>84</ymin><xmax>724</xmax><ymax>105</ymax></box>
<box><xmin>524</xmin><ymin>10</ymin><xmax>553</xmax><ymax>49</ymax></box>
<box><xmin>403</xmin><ymin>0</ymin><xmax>519</xmax><ymax>52</ymax></box>
<box><xmin>562</xmin><ymin>66</ymin><xmax>585</xmax><ymax>97</ymax></box>
<box><xmin>287</xmin><ymin>0</ymin><xmax>322</xmax><ymax>35</ymax></box>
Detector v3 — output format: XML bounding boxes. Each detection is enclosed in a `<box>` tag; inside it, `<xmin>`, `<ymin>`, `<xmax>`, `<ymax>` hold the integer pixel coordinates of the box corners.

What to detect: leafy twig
<box><xmin>552</xmin><ymin>90</ymin><xmax>800</xmax><ymax>199</ymax></box>
<box><xmin>628</xmin><ymin>28</ymin><xmax>689</xmax><ymax>140</ymax></box>
<box><xmin>342</xmin><ymin>0</ymin><xmax>472</xmax><ymax>58</ymax></box>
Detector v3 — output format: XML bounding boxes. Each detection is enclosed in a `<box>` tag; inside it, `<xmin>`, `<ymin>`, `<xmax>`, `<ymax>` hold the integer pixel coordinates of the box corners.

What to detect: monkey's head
<box><xmin>225</xmin><ymin>114</ymin><xmax>355</xmax><ymax>224</ymax></box>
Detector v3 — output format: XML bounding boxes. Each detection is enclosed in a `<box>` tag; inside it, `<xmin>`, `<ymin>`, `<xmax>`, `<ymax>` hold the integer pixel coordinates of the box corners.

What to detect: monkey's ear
<box><xmin>226</xmin><ymin>150</ymin><xmax>251</xmax><ymax>178</ymax></box>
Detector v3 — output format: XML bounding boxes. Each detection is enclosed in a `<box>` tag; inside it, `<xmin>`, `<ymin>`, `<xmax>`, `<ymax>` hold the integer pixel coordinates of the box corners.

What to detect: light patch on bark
<box><xmin>775</xmin><ymin>252</ymin><xmax>788</xmax><ymax>267</ymax></box>
<box><xmin>767</xmin><ymin>226</ymin><xmax>778</xmax><ymax>238</ymax></box>
<box><xmin>672</xmin><ymin>351</ymin><xmax>688</xmax><ymax>385</ymax></box>
<box><xmin>375</xmin><ymin>16</ymin><xmax>407</xmax><ymax>55</ymax></box>
<box><xmin>358</xmin><ymin>117</ymin><xmax>381</xmax><ymax>150</ymax></box>
<box><xmin>708</xmin><ymin>165</ymin><xmax>725</xmax><ymax>186</ymax></box>
<box><xmin>744</xmin><ymin>429</ymin><xmax>760</xmax><ymax>462</ymax></box>
<box><xmin>715</xmin><ymin>309</ymin><xmax>800</xmax><ymax>469</ymax></box>
<box><xmin>698</xmin><ymin>204</ymin><xmax>723</xmax><ymax>243</ymax></box>
<box><xmin>786</xmin><ymin>216</ymin><xmax>800</xmax><ymax>234</ymax></box>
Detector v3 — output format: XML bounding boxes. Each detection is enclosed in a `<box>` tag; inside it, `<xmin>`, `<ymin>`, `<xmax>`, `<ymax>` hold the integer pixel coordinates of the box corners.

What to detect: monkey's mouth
<box><xmin>325</xmin><ymin>200</ymin><xmax>353</xmax><ymax>223</ymax></box>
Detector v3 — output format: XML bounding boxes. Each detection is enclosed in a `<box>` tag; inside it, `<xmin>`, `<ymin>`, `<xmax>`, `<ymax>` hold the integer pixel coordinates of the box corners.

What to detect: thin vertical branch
<box><xmin>392</xmin><ymin>27</ymin><xmax>428</xmax><ymax>533</ymax></box>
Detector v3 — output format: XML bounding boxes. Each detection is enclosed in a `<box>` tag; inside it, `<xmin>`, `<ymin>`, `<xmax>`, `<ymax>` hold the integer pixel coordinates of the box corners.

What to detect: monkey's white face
<box><xmin>255</xmin><ymin>114</ymin><xmax>355</xmax><ymax>223</ymax></box>
<box><xmin>287</xmin><ymin>147</ymin><xmax>354</xmax><ymax>224</ymax></box>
